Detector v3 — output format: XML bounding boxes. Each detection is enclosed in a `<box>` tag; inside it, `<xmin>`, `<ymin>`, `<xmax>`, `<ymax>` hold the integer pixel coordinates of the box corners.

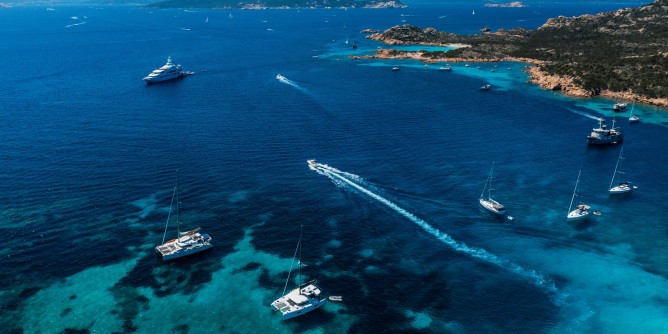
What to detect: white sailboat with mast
<box><xmin>628</xmin><ymin>100</ymin><xmax>640</xmax><ymax>123</ymax></box>
<box><xmin>479</xmin><ymin>162</ymin><xmax>506</xmax><ymax>215</ymax></box>
<box><xmin>567</xmin><ymin>168</ymin><xmax>591</xmax><ymax>222</ymax></box>
<box><xmin>609</xmin><ymin>146</ymin><xmax>637</xmax><ymax>194</ymax></box>
<box><xmin>271</xmin><ymin>226</ymin><xmax>327</xmax><ymax>320</ymax></box>
<box><xmin>155</xmin><ymin>171</ymin><xmax>213</xmax><ymax>261</ymax></box>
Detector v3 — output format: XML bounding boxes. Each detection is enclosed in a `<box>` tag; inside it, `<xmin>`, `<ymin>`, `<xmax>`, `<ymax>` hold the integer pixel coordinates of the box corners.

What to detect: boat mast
<box><xmin>488</xmin><ymin>162</ymin><xmax>495</xmax><ymax>200</ymax></box>
<box><xmin>481</xmin><ymin>164</ymin><xmax>493</xmax><ymax>200</ymax></box>
<box><xmin>176</xmin><ymin>170</ymin><xmax>181</xmax><ymax>236</ymax></box>
<box><xmin>609</xmin><ymin>146</ymin><xmax>624</xmax><ymax>189</ymax></box>
<box><xmin>161</xmin><ymin>182</ymin><xmax>178</xmax><ymax>244</ymax></box>
<box><xmin>298</xmin><ymin>225</ymin><xmax>303</xmax><ymax>295</ymax></box>
<box><xmin>281</xmin><ymin>229</ymin><xmax>301</xmax><ymax>296</ymax></box>
<box><xmin>568</xmin><ymin>169</ymin><xmax>582</xmax><ymax>214</ymax></box>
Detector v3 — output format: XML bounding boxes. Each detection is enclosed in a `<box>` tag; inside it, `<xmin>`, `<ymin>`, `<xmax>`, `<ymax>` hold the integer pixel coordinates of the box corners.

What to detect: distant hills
<box><xmin>367</xmin><ymin>0</ymin><xmax>668</xmax><ymax>104</ymax></box>
<box><xmin>147</xmin><ymin>0</ymin><xmax>406</xmax><ymax>9</ymax></box>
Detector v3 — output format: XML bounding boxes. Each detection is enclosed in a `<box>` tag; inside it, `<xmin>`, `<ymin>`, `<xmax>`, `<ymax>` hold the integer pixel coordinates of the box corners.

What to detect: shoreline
<box><xmin>351</xmin><ymin>48</ymin><xmax>668</xmax><ymax>108</ymax></box>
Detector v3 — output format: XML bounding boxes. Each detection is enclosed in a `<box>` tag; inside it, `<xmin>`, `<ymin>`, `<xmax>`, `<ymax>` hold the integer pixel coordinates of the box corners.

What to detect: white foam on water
<box><xmin>65</xmin><ymin>21</ymin><xmax>86</xmax><ymax>28</ymax></box>
<box><xmin>312</xmin><ymin>162</ymin><xmax>561</xmax><ymax>301</ymax></box>
<box><xmin>567</xmin><ymin>108</ymin><xmax>601</xmax><ymax>121</ymax></box>
<box><xmin>275</xmin><ymin>74</ymin><xmax>309</xmax><ymax>94</ymax></box>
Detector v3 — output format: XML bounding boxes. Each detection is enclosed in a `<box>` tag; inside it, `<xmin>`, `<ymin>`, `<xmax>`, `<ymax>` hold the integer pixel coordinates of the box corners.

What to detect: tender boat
<box><xmin>328</xmin><ymin>296</ymin><xmax>343</xmax><ymax>302</ymax></box>
<box><xmin>479</xmin><ymin>162</ymin><xmax>506</xmax><ymax>215</ymax></box>
<box><xmin>480</xmin><ymin>84</ymin><xmax>491</xmax><ymax>91</ymax></box>
<box><xmin>613</xmin><ymin>102</ymin><xmax>627</xmax><ymax>112</ymax></box>
<box><xmin>567</xmin><ymin>169</ymin><xmax>591</xmax><ymax>223</ymax></box>
<box><xmin>391</xmin><ymin>67</ymin><xmax>400</xmax><ymax>71</ymax></box>
<box><xmin>155</xmin><ymin>171</ymin><xmax>213</xmax><ymax>261</ymax></box>
<box><xmin>587</xmin><ymin>118</ymin><xmax>623</xmax><ymax>145</ymax></box>
<box><xmin>143</xmin><ymin>57</ymin><xmax>185</xmax><ymax>84</ymax></box>
<box><xmin>271</xmin><ymin>227</ymin><xmax>327</xmax><ymax>320</ymax></box>
<box><xmin>307</xmin><ymin>159</ymin><xmax>318</xmax><ymax>170</ymax></box>
<box><xmin>608</xmin><ymin>146</ymin><xmax>637</xmax><ymax>194</ymax></box>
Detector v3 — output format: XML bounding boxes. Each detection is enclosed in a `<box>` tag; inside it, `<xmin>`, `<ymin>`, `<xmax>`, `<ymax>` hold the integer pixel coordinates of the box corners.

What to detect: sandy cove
<box><xmin>351</xmin><ymin>48</ymin><xmax>668</xmax><ymax>109</ymax></box>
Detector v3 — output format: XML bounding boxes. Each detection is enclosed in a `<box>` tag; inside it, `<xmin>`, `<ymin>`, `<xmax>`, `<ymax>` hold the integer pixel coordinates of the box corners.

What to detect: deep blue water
<box><xmin>1</xmin><ymin>2</ymin><xmax>668</xmax><ymax>333</ymax></box>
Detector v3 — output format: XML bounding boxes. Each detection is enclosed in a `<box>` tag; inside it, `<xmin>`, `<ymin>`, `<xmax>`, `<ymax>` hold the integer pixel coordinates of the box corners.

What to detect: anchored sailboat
<box><xmin>629</xmin><ymin>100</ymin><xmax>640</xmax><ymax>123</ymax></box>
<box><xmin>567</xmin><ymin>169</ymin><xmax>591</xmax><ymax>222</ymax></box>
<box><xmin>609</xmin><ymin>146</ymin><xmax>637</xmax><ymax>194</ymax></box>
<box><xmin>155</xmin><ymin>171</ymin><xmax>213</xmax><ymax>261</ymax></box>
<box><xmin>479</xmin><ymin>162</ymin><xmax>506</xmax><ymax>215</ymax></box>
<box><xmin>270</xmin><ymin>227</ymin><xmax>327</xmax><ymax>320</ymax></box>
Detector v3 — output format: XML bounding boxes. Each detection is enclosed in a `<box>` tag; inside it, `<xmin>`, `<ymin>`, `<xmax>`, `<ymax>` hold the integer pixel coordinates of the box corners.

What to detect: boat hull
<box><xmin>609</xmin><ymin>185</ymin><xmax>633</xmax><ymax>194</ymax></box>
<box><xmin>157</xmin><ymin>243</ymin><xmax>213</xmax><ymax>261</ymax></box>
<box><xmin>567</xmin><ymin>210</ymin><xmax>591</xmax><ymax>223</ymax></box>
<box><xmin>587</xmin><ymin>136</ymin><xmax>623</xmax><ymax>145</ymax></box>
<box><xmin>280</xmin><ymin>299</ymin><xmax>327</xmax><ymax>320</ymax></box>
<box><xmin>144</xmin><ymin>73</ymin><xmax>184</xmax><ymax>84</ymax></box>
<box><xmin>479</xmin><ymin>198</ymin><xmax>506</xmax><ymax>215</ymax></box>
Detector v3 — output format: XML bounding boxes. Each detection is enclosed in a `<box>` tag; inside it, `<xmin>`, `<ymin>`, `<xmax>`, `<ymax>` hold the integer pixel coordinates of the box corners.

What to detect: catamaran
<box><xmin>155</xmin><ymin>171</ymin><xmax>213</xmax><ymax>261</ymax></box>
<box><xmin>271</xmin><ymin>227</ymin><xmax>327</xmax><ymax>320</ymax></box>
<box><xmin>609</xmin><ymin>146</ymin><xmax>637</xmax><ymax>194</ymax></box>
<box><xmin>479</xmin><ymin>162</ymin><xmax>506</xmax><ymax>215</ymax></box>
<box><xmin>567</xmin><ymin>169</ymin><xmax>591</xmax><ymax>222</ymax></box>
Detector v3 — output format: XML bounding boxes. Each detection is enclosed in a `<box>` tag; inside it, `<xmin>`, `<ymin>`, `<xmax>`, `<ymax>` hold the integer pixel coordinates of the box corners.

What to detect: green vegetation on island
<box><xmin>147</xmin><ymin>0</ymin><xmax>405</xmax><ymax>9</ymax></box>
<box><xmin>368</xmin><ymin>0</ymin><xmax>668</xmax><ymax>104</ymax></box>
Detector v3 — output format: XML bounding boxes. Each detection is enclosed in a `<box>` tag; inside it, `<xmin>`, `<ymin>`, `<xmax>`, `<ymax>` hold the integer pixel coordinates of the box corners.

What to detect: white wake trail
<box><xmin>567</xmin><ymin>108</ymin><xmax>601</xmax><ymax>121</ymax></box>
<box><xmin>313</xmin><ymin>161</ymin><xmax>562</xmax><ymax>301</ymax></box>
<box><xmin>276</xmin><ymin>74</ymin><xmax>308</xmax><ymax>93</ymax></box>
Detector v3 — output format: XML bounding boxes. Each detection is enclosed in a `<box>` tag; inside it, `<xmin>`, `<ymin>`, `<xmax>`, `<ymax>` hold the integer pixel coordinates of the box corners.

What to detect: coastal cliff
<box><xmin>364</xmin><ymin>0</ymin><xmax>668</xmax><ymax>107</ymax></box>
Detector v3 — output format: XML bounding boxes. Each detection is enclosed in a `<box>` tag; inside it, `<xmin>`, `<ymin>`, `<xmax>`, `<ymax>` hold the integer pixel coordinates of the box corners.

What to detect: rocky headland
<box><xmin>361</xmin><ymin>0</ymin><xmax>668</xmax><ymax>108</ymax></box>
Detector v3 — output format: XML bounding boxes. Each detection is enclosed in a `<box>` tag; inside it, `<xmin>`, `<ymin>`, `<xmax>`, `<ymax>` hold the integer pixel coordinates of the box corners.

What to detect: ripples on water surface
<box><xmin>0</xmin><ymin>2</ymin><xmax>667</xmax><ymax>333</ymax></box>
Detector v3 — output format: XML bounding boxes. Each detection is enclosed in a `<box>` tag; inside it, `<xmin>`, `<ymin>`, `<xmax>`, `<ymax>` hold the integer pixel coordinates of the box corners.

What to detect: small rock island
<box><xmin>360</xmin><ymin>0</ymin><xmax>668</xmax><ymax>107</ymax></box>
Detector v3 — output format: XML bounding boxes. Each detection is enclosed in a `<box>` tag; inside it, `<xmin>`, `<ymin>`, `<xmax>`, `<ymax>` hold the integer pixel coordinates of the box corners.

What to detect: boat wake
<box><xmin>567</xmin><ymin>108</ymin><xmax>601</xmax><ymax>121</ymax></box>
<box><xmin>308</xmin><ymin>160</ymin><xmax>563</xmax><ymax>302</ymax></box>
<box><xmin>65</xmin><ymin>21</ymin><xmax>86</xmax><ymax>28</ymax></box>
<box><xmin>276</xmin><ymin>74</ymin><xmax>308</xmax><ymax>94</ymax></box>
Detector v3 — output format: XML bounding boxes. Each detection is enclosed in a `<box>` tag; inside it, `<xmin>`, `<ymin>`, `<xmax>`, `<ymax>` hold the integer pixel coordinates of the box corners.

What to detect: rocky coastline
<box><xmin>358</xmin><ymin>0</ymin><xmax>668</xmax><ymax>109</ymax></box>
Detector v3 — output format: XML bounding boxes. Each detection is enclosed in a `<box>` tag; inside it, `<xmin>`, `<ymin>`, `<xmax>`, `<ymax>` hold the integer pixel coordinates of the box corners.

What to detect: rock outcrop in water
<box><xmin>364</xmin><ymin>0</ymin><xmax>668</xmax><ymax>107</ymax></box>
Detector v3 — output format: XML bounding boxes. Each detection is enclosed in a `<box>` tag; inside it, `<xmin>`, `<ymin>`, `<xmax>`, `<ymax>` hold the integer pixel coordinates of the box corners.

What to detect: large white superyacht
<box><xmin>143</xmin><ymin>57</ymin><xmax>185</xmax><ymax>84</ymax></box>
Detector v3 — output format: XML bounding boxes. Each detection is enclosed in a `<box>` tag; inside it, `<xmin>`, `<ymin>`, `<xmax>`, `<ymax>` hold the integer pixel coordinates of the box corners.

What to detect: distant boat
<box><xmin>229</xmin><ymin>12</ymin><xmax>233</xmax><ymax>19</ymax></box>
<box><xmin>155</xmin><ymin>171</ymin><xmax>213</xmax><ymax>261</ymax></box>
<box><xmin>613</xmin><ymin>102</ymin><xmax>627</xmax><ymax>112</ymax></box>
<box><xmin>328</xmin><ymin>296</ymin><xmax>343</xmax><ymax>302</ymax></box>
<box><xmin>205</xmin><ymin>16</ymin><xmax>208</xmax><ymax>23</ymax></box>
<box><xmin>608</xmin><ymin>146</ymin><xmax>636</xmax><ymax>194</ymax></box>
<box><xmin>270</xmin><ymin>227</ymin><xmax>327</xmax><ymax>320</ymax></box>
<box><xmin>439</xmin><ymin>64</ymin><xmax>452</xmax><ymax>71</ymax></box>
<box><xmin>567</xmin><ymin>169</ymin><xmax>591</xmax><ymax>223</ymax></box>
<box><xmin>480</xmin><ymin>84</ymin><xmax>491</xmax><ymax>91</ymax></box>
<box><xmin>587</xmin><ymin>118</ymin><xmax>623</xmax><ymax>145</ymax></box>
<box><xmin>143</xmin><ymin>57</ymin><xmax>185</xmax><ymax>84</ymax></box>
<box><xmin>479</xmin><ymin>162</ymin><xmax>506</xmax><ymax>215</ymax></box>
<box><xmin>352</xmin><ymin>40</ymin><xmax>358</xmax><ymax>49</ymax></box>
<box><xmin>628</xmin><ymin>100</ymin><xmax>640</xmax><ymax>123</ymax></box>
<box><xmin>472</xmin><ymin>9</ymin><xmax>475</xmax><ymax>15</ymax></box>
<box><xmin>392</xmin><ymin>66</ymin><xmax>400</xmax><ymax>71</ymax></box>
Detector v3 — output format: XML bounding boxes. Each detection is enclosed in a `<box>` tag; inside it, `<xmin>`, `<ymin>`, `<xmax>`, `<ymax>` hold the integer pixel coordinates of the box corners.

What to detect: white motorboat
<box><xmin>567</xmin><ymin>169</ymin><xmax>591</xmax><ymax>223</ymax></box>
<box><xmin>271</xmin><ymin>227</ymin><xmax>327</xmax><ymax>320</ymax></box>
<box><xmin>439</xmin><ymin>64</ymin><xmax>452</xmax><ymax>71</ymax></box>
<box><xmin>143</xmin><ymin>57</ymin><xmax>185</xmax><ymax>84</ymax></box>
<box><xmin>613</xmin><ymin>102</ymin><xmax>627</xmax><ymax>112</ymax></box>
<box><xmin>609</xmin><ymin>146</ymin><xmax>636</xmax><ymax>194</ymax></box>
<box><xmin>587</xmin><ymin>118</ymin><xmax>623</xmax><ymax>145</ymax></box>
<box><xmin>155</xmin><ymin>171</ymin><xmax>213</xmax><ymax>261</ymax></box>
<box><xmin>479</xmin><ymin>162</ymin><xmax>506</xmax><ymax>215</ymax></box>
<box><xmin>480</xmin><ymin>84</ymin><xmax>491</xmax><ymax>91</ymax></box>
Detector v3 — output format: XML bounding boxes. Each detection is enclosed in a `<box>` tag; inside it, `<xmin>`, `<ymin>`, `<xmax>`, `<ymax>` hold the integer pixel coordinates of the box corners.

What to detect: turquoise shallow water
<box><xmin>1</xmin><ymin>2</ymin><xmax>667</xmax><ymax>334</ymax></box>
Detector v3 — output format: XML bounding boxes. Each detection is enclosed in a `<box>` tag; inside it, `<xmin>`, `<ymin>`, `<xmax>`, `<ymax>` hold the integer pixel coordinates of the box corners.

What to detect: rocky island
<box><xmin>362</xmin><ymin>0</ymin><xmax>668</xmax><ymax>107</ymax></box>
<box><xmin>148</xmin><ymin>0</ymin><xmax>406</xmax><ymax>9</ymax></box>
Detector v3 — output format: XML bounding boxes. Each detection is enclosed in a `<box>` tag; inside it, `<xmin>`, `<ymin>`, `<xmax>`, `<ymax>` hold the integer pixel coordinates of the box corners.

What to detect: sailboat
<box><xmin>472</xmin><ymin>9</ymin><xmax>475</xmax><ymax>15</ymax></box>
<box><xmin>629</xmin><ymin>100</ymin><xmax>640</xmax><ymax>123</ymax></box>
<box><xmin>155</xmin><ymin>171</ymin><xmax>213</xmax><ymax>261</ymax></box>
<box><xmin>271</xmin><ymin>227</ymin><xmax>327</xmax><ymax>320</ymax></box>
<box><xmin>479</xmin><ymin>162</ymin><xmax>506</xmax><ymax>215</ymax></box>
<box><xmin>609</xmin><ymin>146</ymin><xmax>637</xmax><ymax>194</ymax></box>
<box><xmin>567</xmin><ymin>169</ymin><xmax>591</xmax><ymax>222</ymax></box>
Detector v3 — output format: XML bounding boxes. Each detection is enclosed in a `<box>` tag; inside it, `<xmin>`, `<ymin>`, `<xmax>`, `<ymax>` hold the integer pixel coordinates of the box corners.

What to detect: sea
<box><xmin>1</xmin><ymin>1</ymin><xmax>668</xmax><ymax>333</ymax></box>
